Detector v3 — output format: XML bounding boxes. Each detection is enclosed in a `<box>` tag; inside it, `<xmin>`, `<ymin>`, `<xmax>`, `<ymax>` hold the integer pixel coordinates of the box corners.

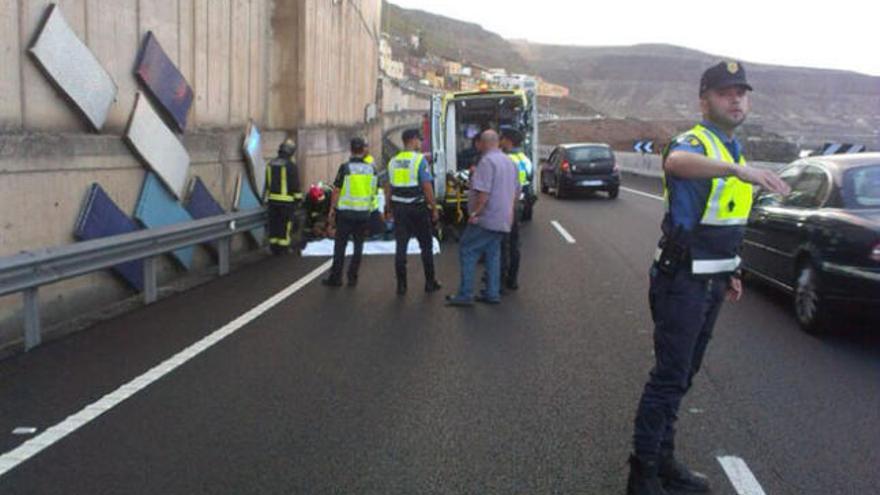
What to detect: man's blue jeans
<box><xmin>455</xmin><ymin>224</ymin><xmax>505</xmax><ymax>300</ymax></box>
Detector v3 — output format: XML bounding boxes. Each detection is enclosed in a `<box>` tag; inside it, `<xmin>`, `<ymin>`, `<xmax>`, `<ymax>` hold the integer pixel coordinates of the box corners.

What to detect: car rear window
<box><xmin>567</xmin><ymin>147</ymin><xmax>613</xmax><ymax>162</ymax></box>
<box><xmin>843</xmin><ymin>165</ymin><xmax>880</xmax><ymax>209</ymax></box>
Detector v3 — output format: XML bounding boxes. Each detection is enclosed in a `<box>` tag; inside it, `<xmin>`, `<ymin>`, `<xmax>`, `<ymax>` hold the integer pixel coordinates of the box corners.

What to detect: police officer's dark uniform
<box><xmin>627</xmin><ymin>62</ymin><xmax>763</xmax><ymax>495</ymax></box>
<box><xmin>322</xmin><ymin>138</ymin><xmax>378</xmax><ymax>287</ymax></box>
<box><xmin>265</xmin><ymin>139</ymin><xmax>303</xmax><ymax>254</ymax></box>
<box><xmin>500</xmin><ymin>127</ymin><xmax>531</xmax><ymax>290</ymax></box>
<box><xmin>386</xmin><ymin>129</ymin><xmax>442</xmax><ymax>295</ymax></box>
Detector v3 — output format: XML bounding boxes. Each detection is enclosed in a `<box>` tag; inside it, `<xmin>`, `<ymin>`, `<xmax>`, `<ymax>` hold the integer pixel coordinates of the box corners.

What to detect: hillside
<box><xmin>381</xmin><ymin>1</ymin><xmax>529</xmax><ymax>72</ymax></box>
<box><xmin>384</xmin><ymin>3</ymin><xmax>880</xmax><ymax>150</ymax></box>
<box><xmin>516</xmin><ymin>43</ymin><xmax>880</xmax><ymax>149</ymax></box>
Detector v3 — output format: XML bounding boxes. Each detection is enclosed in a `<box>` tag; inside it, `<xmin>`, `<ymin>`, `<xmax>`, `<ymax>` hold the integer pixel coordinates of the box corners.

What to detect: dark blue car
<box><xmin>742</xmin><ymin>153</ymin><xmax>880</xmax><ymax>333</ymax></box>
<box><xmin>541</xmin><ymin>143</ymin><xmax>621</xmax><ymax>199</ymax></box>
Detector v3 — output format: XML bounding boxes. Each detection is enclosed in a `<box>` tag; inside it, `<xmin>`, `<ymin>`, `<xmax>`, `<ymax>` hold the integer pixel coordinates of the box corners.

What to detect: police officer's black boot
<box><xmin>424</xmin><ymin>265</ymin><xmax>441</xmax><ymax>293</ymax></box>
<box><xmin>627</xmin><ymin>455</ymin><xmax>669</xmax><ymax>495</ymax></box>
<box><xmin>658</xmin><ymin>451</ymin><xmax>711</xmax><ymax>493</ymax></box>
<box><xmin>425</xmin><ymin>279</ymin><xmax>442</xmax><ymax>293</ymax></box>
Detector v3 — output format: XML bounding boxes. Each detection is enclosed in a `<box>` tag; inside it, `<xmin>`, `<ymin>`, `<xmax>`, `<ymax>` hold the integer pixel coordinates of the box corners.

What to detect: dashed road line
<box><xmin>718</xmin><ymin>456</ymin><xmax>767</xmax><ymax>495</ymax></box>
<box><xmin>551</xmin><ymin>220</ymin><xmax>577</xmax><ymax>244</ymax></box>
<box><xmin>620</xmin><ymin>186</ymin><xmax>663</xmax><ymax>202</ymax></box>
<box><xmin>0</xmin><ymin>260</ymin><xmax>333</xmax><ymax>480</ymax></box>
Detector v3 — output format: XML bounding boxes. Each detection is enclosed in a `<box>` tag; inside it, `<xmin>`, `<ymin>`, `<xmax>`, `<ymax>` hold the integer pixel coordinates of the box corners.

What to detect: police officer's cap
<box><xmin>500</xmin><ymin>126</ymin><xmax>523</xmax><ymax>145</ymax></box>
<box><xmin>401</xmin><ymin>128</ymin><xmax>422</xmax><ymax>143</ymax></box>
<box><xmin>350</xmin><ymin>137</ymin><xmax>368</xmax><ymax>151</ymax></box>
<box><xmin>700</xmin><ymin>61</ymin><xmax>753</xmax><ymax>96</ymax></box>
<box><xmin>278</xmin><ymin>138</ymin><xmax>297</xmax><ymax>156</ymax></box>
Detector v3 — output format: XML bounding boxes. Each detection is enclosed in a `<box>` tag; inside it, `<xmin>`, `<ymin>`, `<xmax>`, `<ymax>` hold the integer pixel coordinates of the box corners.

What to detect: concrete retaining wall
<box><xmin>0</xmin><ymin>0</ymin><xmax>385</xmax><ymax>353</ymax></box>
<box><xmin>615</xmin><ymin>151</ymin><xmax>784</xmax><ymax>178</ymax></box>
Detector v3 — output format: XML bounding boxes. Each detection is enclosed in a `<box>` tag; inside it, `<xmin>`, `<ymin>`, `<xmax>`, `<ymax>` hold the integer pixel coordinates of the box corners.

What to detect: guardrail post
<box><xmin>144</xmin><ymin>257</ymin><xmax>158</xmax><ymax>304</ymax></box>
<box><xmin>218</xmin><ymin>237</ymin><xmax>231</xmax><ymax>276</ymax></box>
<box><xmin>23</xmin><ymin>288</ymin><xmax>41</xmax><ymax>350</ymax></box>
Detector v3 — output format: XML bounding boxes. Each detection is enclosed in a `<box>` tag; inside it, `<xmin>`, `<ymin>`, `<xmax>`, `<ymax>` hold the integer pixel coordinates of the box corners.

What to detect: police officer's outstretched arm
<box><xmin>665</xmin><ymin>151</ymin><xmax>790</xmax><ymax>195</ymax></box>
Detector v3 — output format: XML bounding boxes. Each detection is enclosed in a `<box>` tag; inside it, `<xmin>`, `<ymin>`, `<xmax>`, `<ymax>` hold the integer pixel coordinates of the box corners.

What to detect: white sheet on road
<box><xmin>301</xmin><ymin>238</ymin><xmax>441</xmax><ymax>257</ymax></box>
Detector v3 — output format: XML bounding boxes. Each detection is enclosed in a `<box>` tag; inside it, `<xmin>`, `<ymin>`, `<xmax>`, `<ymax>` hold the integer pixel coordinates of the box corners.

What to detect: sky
<box><xmin>389</xmin><ymin>0</ymin><xmax>880</xmax><ymax>77</ymax></box>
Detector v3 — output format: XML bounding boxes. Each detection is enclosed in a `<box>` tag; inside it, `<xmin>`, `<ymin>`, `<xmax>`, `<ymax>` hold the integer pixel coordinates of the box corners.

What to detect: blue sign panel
<box><xmin>73</xmin><ymin>184</ymin><xmax>144</xmax><ymax>291</ymax></box>
<box><xmin>235</xmin><ymin>174</ymin><xmax>265</xmax><ymax>245</ymax></box>
<box><xmin>185</xmin><ymin>177</ymin><xmax>225</xmax><ymax>219</ymax></box>
<box><xmin>135</xmin><ymin>31</ymin><xmax>193</xmax><ymax>132</ymax></box>
<box><xmin>134</xmin><ymin>173</ymin><xmax>195</xmax><ymax>270</ymax></box>
<box><xmin>185</xmin><ymin>177</ymin><xmax>225</xmax><ymax>255</ymax></box>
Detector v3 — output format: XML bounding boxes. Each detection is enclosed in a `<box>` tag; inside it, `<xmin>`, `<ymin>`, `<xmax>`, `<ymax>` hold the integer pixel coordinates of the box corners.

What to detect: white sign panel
<box><xmin>124</xmin><ymin>93</ymin><xmax>190</xmax><ymax>199</ymax></box>
<box><xmin>28</xmin><ymin>4</ymin><xmax>117</xmax><ymax>131</ymax></box>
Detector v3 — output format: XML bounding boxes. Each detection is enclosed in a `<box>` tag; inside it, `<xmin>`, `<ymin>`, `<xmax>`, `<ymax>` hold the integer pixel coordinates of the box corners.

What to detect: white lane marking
<box><xmin>621</xmin><ymin>186</ymin><xmax>663</xmax><ymax>202</ymax></box>
<box><xmin>0</xmin><ymin>260</ymin><xmax>333</xmax><ymax>479</ymax></box>
<box><xmin>11</xmin><ymin>428</ymin><xmax>37</xmax><ymax>436</ymax></box>
<box><xmin>550</xmin><ymin>220</ymin><xmax>576</xmax><ymax>244</ymax></box>
<box><xmin>718</xmin><ymin>456</ymin><xmax>767</xmax><ymax>495</ymax></box>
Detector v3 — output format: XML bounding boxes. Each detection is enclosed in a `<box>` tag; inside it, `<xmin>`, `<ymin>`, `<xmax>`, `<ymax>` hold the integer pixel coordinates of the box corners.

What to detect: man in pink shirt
<box><xmin>446</xmin><ymin>130</ymin><xmax>520</xmax><ymax>306</ymax></box>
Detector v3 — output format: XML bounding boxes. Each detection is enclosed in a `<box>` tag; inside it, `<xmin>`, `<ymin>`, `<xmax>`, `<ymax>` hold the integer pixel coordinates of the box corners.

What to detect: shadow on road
<box><xmin>745</xmin><ymin>278</ymin><xmax>880</xmax><ymax>359</ymax></box>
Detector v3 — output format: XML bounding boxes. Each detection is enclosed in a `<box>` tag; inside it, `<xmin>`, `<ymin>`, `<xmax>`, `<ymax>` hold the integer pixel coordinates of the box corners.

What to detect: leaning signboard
<box><xmin>124</xmin><ymin>93</ymin><xmax>191</xmax><ymax>199</ymax></box>
<box><xmin>28</xmin><ymin>4</ymin><xmax>118</xmax><ymax>131</ymax></box>
<box><xmin>134</xmin><ymin>31</ymin><xmax>194</xmax><ymax>132</ymax></box>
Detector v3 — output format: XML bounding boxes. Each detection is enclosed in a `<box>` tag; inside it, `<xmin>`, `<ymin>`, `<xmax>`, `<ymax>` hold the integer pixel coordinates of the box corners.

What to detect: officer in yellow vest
<box><xmin>322</xmin><ymin>137</ymin><xmax>379</xmax><ymax>287</ymax></box>
<box><xmin>499</xmin><ymin>127</ymin><xmax>531</xmax><ymax>290</ymax></box>
<box><xmin>626</xmin><ymin>62</ymin><xmax>790</xmax><ymax>495</ymax></box>
<box><xmin>384</xmin><ymin>128</ymin><xmax>442</xmax><ymax>295</ymax></box>
<box><xmin>265</xmin><ymin>138</ymin><xmax>303</xmax><ymax>255</ymax></box>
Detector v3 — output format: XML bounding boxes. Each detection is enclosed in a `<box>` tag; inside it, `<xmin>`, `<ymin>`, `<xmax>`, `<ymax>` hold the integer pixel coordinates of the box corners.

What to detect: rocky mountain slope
<box><xmin>385</xmin><ymin>2</ymin><xmax>880</xmax><ymax>150</ymax></box>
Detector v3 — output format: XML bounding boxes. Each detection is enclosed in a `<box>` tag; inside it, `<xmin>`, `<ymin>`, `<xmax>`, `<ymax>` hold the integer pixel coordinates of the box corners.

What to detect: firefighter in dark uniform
<box><xmin>626</xmin><ymin>62</ymin><xmax>790</xmax><ymax>495</ymax></box>
<box><xmin>265</xmin><ymin>138</ymin><xmax>302</xmax><ymax>255</ymax></box>
<box><xmin>384</xmin><ymin>128</ymin><xmax>442</xmax><ymax>295</ymax></box>
<box><xmin>322</xmin><ymin>137</ymin><xmax>379</xmax><ymax>288</ymax></box>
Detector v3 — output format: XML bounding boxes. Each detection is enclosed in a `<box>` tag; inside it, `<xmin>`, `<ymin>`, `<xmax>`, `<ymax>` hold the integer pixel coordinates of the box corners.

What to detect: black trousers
<box><xmin>268</xmin><ymin>201</ymin><xmax>295</xmax><ymax>251</ymax></box>
<box><xmin>329</xmin><ymin>215</ymin><xmax>368</xmax><ymax>281</ymax></box>
<box><xmin>632</xmin><ymin>264</ymin><xmax>728</xmax><ymax>460</ymax></box>
<box><xmin>392</xmin><ymin>202</ymin><xmax>435</xmax><ymax>282</ymax></box>
<box><xmin>501</xmin><ymin>203</ymin><xmax>522</xmax><ymax>284</ymax></box>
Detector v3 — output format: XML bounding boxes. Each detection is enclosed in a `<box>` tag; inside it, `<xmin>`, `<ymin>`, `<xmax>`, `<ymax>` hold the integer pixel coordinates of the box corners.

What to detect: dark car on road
<box><xmin>741</xmin><ymin>153</ymin><xmax>880</xmax><ymax>333</ymax></box>
<box><xmin>541</xmin><ymin>143</ymin><xmax>620</xmax><ymax>199</ymax></box>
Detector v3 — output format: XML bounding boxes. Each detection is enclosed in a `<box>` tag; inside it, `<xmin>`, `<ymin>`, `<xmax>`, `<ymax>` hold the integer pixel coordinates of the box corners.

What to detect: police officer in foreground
<box><xmin>626</xmin><ymin>61</ymin><xmax>790</xmax><ymax>495</ymax></box>
<box><xmin>384</xmin><ymin>129</ymin><xmax>442</xmax><ymax>295</ymax></box>
<box><xmin>322</xmin><ymin>137</ymin><xmax>379</xmax><ymax>288</ymax></box>
<box><xmin>499</xmin><ymin>127</ymin><xmax>532</xmax><ymax>290</ymax></box>
<box><xmin>265</xmin><ymin>138</ymin><xmax>303</xmax><ymax>255</ymax></box>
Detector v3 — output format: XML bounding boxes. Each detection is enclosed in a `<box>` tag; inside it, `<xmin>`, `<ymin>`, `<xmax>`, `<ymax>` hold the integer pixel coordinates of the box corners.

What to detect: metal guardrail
<box><xmin>0</xmin><ymin>209</ymin><xmax>267</xmax><ymax>351</ymax></box>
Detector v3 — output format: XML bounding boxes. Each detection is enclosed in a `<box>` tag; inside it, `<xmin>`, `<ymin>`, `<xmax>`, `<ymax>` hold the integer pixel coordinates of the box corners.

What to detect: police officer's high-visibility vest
<box><xmin>506</xmin><ymin>150</ymin><xmax>532</xmax><ymax>187</ymax></box>
<box><xmin>388</xmin><ymin>151</ymin><xmax>426</xmax><ymax>204</ymax></box>
<box><xmin>362</xmin><ymin>155</ymin><xmax>380</xmax><ymax>211</ymax></box>
<box><xmin>662</xmin><ymin>124</ymin><xmax>753</xmax><ymax>275</ymax></box>
<box><xmin>265</xmin><ymin>157</ymin><xmax>303</xmax><ymax>203</ymax></box>
<box><xmin>338</xmin><ymin>161</ymin><xmax>378</xmax><ymax>213</ymax></box>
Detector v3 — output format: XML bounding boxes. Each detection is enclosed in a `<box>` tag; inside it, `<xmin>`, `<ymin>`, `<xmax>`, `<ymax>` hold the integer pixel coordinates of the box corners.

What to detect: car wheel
<box><xmin>608</xmin><ymin>186</ymin><xmax>619</xmax><ymax>199</ymax></box>
<box><xmin>794</xmin><ymin>262</ymin><xmax>829</xmax><ymax>334</ymax></box>
<box><xmin>554</xmin><ymin>181</ymin><xmax>566</xmax><ymax>200</ymax></box>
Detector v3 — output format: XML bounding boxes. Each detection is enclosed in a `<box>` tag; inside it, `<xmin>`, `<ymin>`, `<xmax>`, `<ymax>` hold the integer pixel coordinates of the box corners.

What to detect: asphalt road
<box><xmin>1</xmin><ymin>173</ymin><xmax>878</xmax><ymax>494</ymax></box>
